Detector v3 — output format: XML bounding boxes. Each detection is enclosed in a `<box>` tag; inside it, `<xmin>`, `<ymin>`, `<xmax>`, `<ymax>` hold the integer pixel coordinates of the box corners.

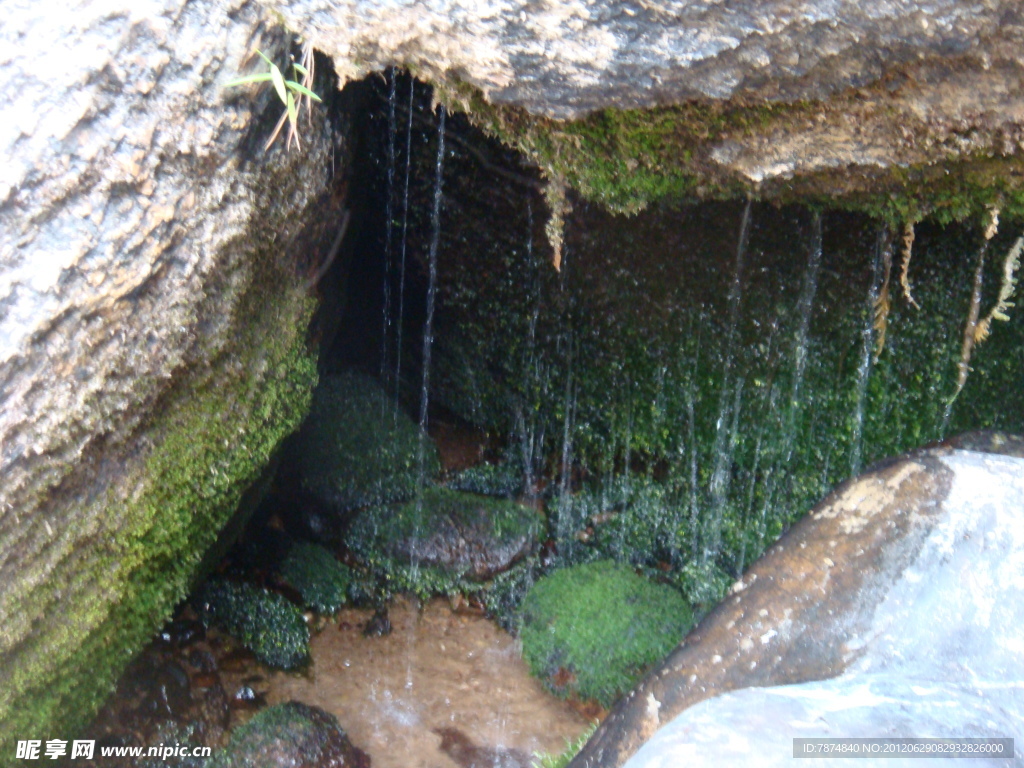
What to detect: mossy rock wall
<box><xmin>437</xmin><ymin>196</ymin><xmax>1023</xmax><ymax>581</ymax></box>
<box><xmin>368</xmin><ymin>94</ymin><xmax>1023</xmax><ymax>605</ymax></box>
<box><xmin>0</xmin><ymin>3</ymin><xmax>347</xmax><ymax>752</ymax></box>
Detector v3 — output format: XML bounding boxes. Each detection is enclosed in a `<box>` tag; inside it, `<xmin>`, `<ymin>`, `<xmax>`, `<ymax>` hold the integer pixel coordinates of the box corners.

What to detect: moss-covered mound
<box><xmin>348</xmin><ymin>487</ymin><xmax>538</xmax><ymax>596</ymax></box>
<box><xmin>292</xmin><ymin>372</ymin><xmax>440</xmax><ymax>513</ymax></box>
<box><xmin>211</xmin><ymin>701</ymin><xmax>369</xmax><ymax>768</ymax></box>
<box><xmin>278</xmin><ymin>542</ymin><xmax>356</xmax><ymax>615</ymax></box>
<box><xmin>520</xmin><ymin>560</ymin><xmax>693</xmax><ymax>706</ymax></box>
<box><xmin>196</xmin><ymin>580</ymin><xmax>309</xmax><ymax>670</ymax></box>
<box><xmin>447</xmin><ymin>455</ymin><xmax>524</xmax><ymax>498</ymax></box>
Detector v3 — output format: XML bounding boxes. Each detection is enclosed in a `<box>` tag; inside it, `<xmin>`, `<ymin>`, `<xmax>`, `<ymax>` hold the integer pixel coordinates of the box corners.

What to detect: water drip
<box><xmin>782</xmin><ymin>211</ymin><xmax>823</xmax><ymax>463</ymax></box>
<box><xmin>686</xmin><ymin>380</ymin><xmax>700</xmax><ymax>560</ymax></box>
<box><xmin>416</xmin><ymin>105</ymin><xmax>446</xmax><ymax>493</ymax></box>
<box><xmin>705</xmin><ymin>199</ymin><xmax>752</xmax><ymax>564</ymax></box>
<box><xmin>850</xmin><ymin>225</ymin><xmax>892</xmax><ymax>475</ymax></box>
<box><xmin>379</xmin><ymin>68</ymin><xmax>397</xmax><ymax>396</ymax></box>
<box><xmin>706</xmin><ymin>378</ymin><xmax>744</xmax><ymax>562</ymax></box>
<box><xmin>393</xmin><ymin>76</ymin><xmax>415</xmax><ymax>416</ymax></box>
<box><xmin>517</xmin><ymin>199</ymin><xmax>543</xmax><ymax>500</ymax></box>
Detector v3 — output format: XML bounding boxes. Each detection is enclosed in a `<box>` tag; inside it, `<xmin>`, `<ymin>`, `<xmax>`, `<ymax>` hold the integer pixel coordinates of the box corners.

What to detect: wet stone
<box><xmin>348</xmin><ymin>487</ymin><xmax>538</xmax><ymax>582</ymax></box>
<box><xmin>211</xmin><ymin>701</ymin><xmax>371</xmax><ymax>768</ymax></box>
<box><xmin>72</xmin><ymin>628</ymin><xmax>232</xmax><ymax>768</ymax></box>
<box><xmin>434</xmin><ymin>727</ymin><xmax>531</xmax><ymax>768</ymax></box>
<box><xmin>362</xmin><ymin>610</ymin><xmax>392</xmax><ymax>638</ymax></box>
<box><xmin>187</xmin><ymin>649</ymin><xmax>218</xmax><ymax>674</ymax></box>
<box><xmin>160</xmin><ymin>619</ymin><xmax>206</xmax><ymax>648</ymax></box>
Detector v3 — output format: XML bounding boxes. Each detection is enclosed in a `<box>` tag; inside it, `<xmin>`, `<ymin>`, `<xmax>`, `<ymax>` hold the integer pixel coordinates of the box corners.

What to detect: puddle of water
<box><xmin>257</xmin><ymin>597</ymin><xmax>591</xmax><ymax>768</ymax></box>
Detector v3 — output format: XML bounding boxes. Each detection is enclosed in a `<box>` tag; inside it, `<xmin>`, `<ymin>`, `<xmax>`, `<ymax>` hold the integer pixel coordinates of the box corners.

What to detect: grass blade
<box><xmin>224</xmin><ymin>73</ymin><xmax>272</xmax><ymax>88</ymax></box>
<box><xmin>270</xmin><ymin>63</ymin><xmax>288</xmax><ymax>104</ymax></box>
<box><xmin>285</xmin><ymin>80</ymin><xmax>322</xmax><ymax>102</ymax></box>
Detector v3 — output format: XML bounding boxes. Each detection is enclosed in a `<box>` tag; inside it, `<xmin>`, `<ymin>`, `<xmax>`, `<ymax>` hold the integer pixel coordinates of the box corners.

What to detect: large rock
<box><xmin>0</xmin><ymin>0</ymin><xmax>345</xmax><ymax>749</ymax></box>
<box><xmin>572</xmin><ymin>433</ymin><xmax>1024</xmax><ymax>768</ymax></box>
<box><xmin>277</xmin><ymin>0</ymin><xmax>1024</xmax><ymax>201</ymax></box>
<box><xmin>276</xmin><ymin>0</ymin><xmax>1022</xmax><ymax>120</ymax></box>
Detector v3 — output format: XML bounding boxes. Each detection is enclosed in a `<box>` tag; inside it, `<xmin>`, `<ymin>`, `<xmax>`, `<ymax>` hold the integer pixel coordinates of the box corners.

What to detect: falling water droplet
<box><xmin>705</xmin><ymin>199</ymin><xmax>752</xmax><ymax>564</ymax></box>
<box><xmin>394</xmin><ymin>75</ymin><xmax>415</xmax><ymax>418</ymax></box>
<box><xmin>782</xmin><ymin>210</ymin><xmax>823</xmax><ymax>464</ymax></box>
<box><xmin>416</xmin><ymin>103</ymin><xmax>446</xmax><ymax>493</ymax></box>
<box><xmin>850</xmin><ymin>225</ymin><xmax>891</xmax><ymax>475</ymax></box>
<box><xmin>379</xmin><ymin>67</ymin><xmax>398</xmax><ymax>398</ymax></box>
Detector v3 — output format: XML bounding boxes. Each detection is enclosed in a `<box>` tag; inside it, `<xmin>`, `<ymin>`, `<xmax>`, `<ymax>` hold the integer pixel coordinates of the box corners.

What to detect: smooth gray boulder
<box><xmin>575</xmin><ymin>436</ymin><xmax>1024</xmax><ymax>768</ymax></box>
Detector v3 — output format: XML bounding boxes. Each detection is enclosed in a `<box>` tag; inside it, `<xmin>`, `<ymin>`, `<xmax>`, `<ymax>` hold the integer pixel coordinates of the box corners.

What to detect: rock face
<box><xmin>0</xmin><ymin>0</ymin><xmax>345</xmax><ymax>749</ymax></box>
<box><xmin>572</xmin><ymin>434</ymin><xmax>1024</xmax><ymax>768</ymax></box>
<box><xmin>277</xmin><ymin>0</ymin><xmax>1023</xmax><ymax>120</ymax></box>
<box><xmin>278</xmin><ymin>0</ymin><xmax>1024</xmax><ymax>200</ymax></box>
<box><xmin>4</xmin><ymin>0</ymin><xmax>1024</xmax><ymax>756</ymax></box>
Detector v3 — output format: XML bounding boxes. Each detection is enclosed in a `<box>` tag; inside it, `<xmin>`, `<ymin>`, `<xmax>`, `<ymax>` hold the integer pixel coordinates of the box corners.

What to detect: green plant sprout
<box><xmin>226</xmin><ymin>45</ymin><xmax>321</xmax><ymax>151</ymax></box>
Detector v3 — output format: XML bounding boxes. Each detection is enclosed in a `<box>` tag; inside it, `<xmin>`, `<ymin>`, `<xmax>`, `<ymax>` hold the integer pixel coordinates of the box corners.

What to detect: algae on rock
<box><xmin>348</xmin><ymin>487</ymin><xmax>539</xmax><ymax>596</ymax></box>
<box><xmin>210</xmin><ymin>701</ymin><xmax>369</xmax><ymax>768</ymax></box>
<box><xmin>196</xmin><ymin>580</ymin><xmax>310</xmax><ymax>670</ymax></box>
<box><xmin>279</xmin><ymin>541</ymin><xmax>358</xmax><ymax>615</ymax></box>
<box><xmin>291</xmin><ymin>372</ymin><xmax>441</xmax><ymax>514</ymax></box>
<box><xmin>520</xmin><ymin>560</ymin><xmax>693</xmax><ymax>707</ymax></box>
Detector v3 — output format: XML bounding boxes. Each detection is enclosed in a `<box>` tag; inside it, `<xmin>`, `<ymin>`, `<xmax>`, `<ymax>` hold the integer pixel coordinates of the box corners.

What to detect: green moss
<box><xmin>435</xmin><ymin>77</ymin><xmax>1024</xmax><ymax>224</ymax></box>
<box><xmin>520</xmin><ymin>560</ymin><xmax>693</xmax><ymax>706</ymax></box>
<box><xmin>279</xmin><ymin>542</ymin><xmax>356</xmax><ymax>615</ymax></box>
<box><xmin>196</xmin><ymin>580</ymin><xmax>309</xmax><ymax>669</ymax></box>
<box><xmin>293</xmin><ymin>372</ymin><xmax>441</xmax><ymax>512</ymax></box>
<box><xmin>532</xmin><ymin>723</ymin><xmax>598</xmax><ymax>768</ymax></box>
<box><xmin>448</xmin><ymin>455</ymin><xmax>524</xmax><ymax>498</ymax></box>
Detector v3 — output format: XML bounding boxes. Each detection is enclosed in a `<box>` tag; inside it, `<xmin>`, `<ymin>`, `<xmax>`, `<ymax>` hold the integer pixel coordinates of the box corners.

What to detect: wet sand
<box><xmin>262</xmin><ymin>597</ymin><xmax>592</xmax><ymax>768</ymax></box>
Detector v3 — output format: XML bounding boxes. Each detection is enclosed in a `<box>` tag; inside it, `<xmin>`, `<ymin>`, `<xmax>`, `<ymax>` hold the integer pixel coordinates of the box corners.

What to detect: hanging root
<box><xmin>899</xmin><ymin>221</ymin><xmax>920</xmax><ymax>309</ymax></box>
<box><xmin>975</xmin><ymin>234</ymin><xmax>1022</xmax><ymax>345</ymax></box>
<box><xmin>544</xmin><ymin>176</ymin><xmax>570</xmax><ymax>272</ymax></box>
<box><xmin>950</xmin><ymin>207</ymin><xmax>999</xmax><ymax>403</ymax></box>
<box><xmin>872</xmin><ymin>229</ymin><xmax>894</xmax><ymax>360</ymax></box>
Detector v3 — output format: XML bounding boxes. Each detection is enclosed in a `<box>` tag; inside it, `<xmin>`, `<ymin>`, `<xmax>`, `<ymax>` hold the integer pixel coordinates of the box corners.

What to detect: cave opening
<box><xmin>78</xmin><ymin>67</ymin><xmax>1024</xmax><ymax>768</ymax></box>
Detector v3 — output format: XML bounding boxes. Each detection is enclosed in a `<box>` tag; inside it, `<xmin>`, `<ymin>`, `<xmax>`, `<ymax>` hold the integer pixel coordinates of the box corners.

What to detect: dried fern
<box><xmin>950</xmin><ymin>208</ymin><xmax>999</xmax><ymax>404</ymax></box>
<box><xmin>872</xmin><ymin>232</ymin><xmax>894</xmax><ymax>359</ymax></box>
<box><xmin>544</xmin><ymin>176</ymin><xmax>570</xmax><ymax>272</ymax></box>
<box><xmin>899</xmin><ymin>220</ymin><xmax>920</xmax><ymax>309</ymax></box>
<box><xmin>974</xmin><ymin>234</ymin><xmax>1022</xmax><ymax>344</ymax></box>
